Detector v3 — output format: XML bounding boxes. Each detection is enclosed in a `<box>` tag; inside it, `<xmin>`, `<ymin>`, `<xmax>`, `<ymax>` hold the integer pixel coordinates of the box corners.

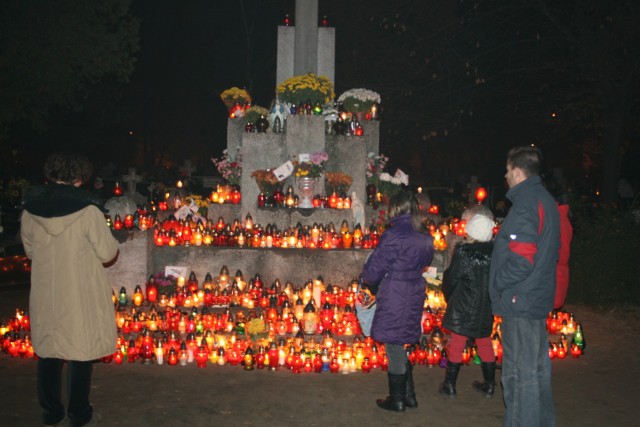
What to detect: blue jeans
<box><xmin>501</xmin><ymin>317</ymin><xmax>555</xmax><ymax>427</ymax></box>
<box><xmin>38</xmin><ymin>358</ymin><xmax>94</xmax><ymax>427</ymax></box>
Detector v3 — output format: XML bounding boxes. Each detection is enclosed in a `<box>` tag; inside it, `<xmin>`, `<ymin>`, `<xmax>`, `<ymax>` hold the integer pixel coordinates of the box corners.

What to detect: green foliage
<box><xmin>569</xmin><ymin>208</ymin><xmax>640</xmax><ymax>307</ymax></box>
<box><xmin>0</xmin><ymin>0</ymin><xmax>140</xmax><ymax>132</ymax></box>
<box><xmin>243</xmin><ymin>106</ymin><xmax>269</xmax><ymax>124</ymax></box>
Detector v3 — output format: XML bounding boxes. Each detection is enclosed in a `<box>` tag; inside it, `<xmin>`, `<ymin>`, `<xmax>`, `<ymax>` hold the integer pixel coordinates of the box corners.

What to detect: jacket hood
<box><xmin>22</xmin><ymin>184</ymin><xmax>107</xmax><ymax>237</ymax></box>
<box><xmin>23</xmin><ymin>184</ymin><xmax>106</xmax><ymax>217</ymax></box>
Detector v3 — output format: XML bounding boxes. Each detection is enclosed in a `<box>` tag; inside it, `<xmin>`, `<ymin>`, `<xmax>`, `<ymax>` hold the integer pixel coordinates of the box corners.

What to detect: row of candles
<box><xmin>110</xmin><ymin>208</ymin><xmax>467</xmax><ymax>253</ymax></box>
<box><xmin>1</xmin><ymin>270</ymin><xmax>583</xmax><ymax>366</ymax></box>
<box><xmin>257</xmin><ymin>187</ymin><xmax>353</xmax><ymax>210</ymax></box>
<box><xmin>152</xmin><ymin>215</ymin><xmax>381</xmax><ymax>249</ymax></box>
<box><xmin>1</xmin><ymin>302</ymin><xmax>584</xmax><ymax>369</ymax></box>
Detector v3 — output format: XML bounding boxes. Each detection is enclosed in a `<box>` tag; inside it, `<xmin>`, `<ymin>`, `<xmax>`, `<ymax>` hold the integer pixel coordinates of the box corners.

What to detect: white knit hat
<box><xmin>466</xmin><ymin>214</ymin><xmax>495</xmax><ymax>242</ymax></box>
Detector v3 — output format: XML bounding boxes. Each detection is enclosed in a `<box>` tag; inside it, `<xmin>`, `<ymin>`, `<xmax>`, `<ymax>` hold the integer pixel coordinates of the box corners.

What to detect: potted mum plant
<box><xmin>220</xmin><ymin>87</ymin><xmax>251</xmax><ymax>117</ymax></box>
<box><xmin>276</xmin><ymin>73</ymin><xmax>335</xmax><ymax>108</ymax></box>
<box><xmin>338</xmin><ymin>88</ymin><xmax>381</xmax><ymax>120</ymax></box>
<box><xmin>243</xmin><ymin>106</ymin><xmax>269</xmax><ymax>124</ymax></box>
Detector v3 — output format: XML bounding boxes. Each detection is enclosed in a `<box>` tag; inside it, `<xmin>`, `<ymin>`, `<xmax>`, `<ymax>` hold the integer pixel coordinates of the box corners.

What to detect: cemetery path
<box><xmin>1</xmin><ymin>287</ymin><xmax>638</xmax><ymax>427</ymax></box>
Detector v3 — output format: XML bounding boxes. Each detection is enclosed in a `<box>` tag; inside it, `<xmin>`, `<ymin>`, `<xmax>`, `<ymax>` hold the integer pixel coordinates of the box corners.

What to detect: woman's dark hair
<box><xmin>388</xmin><ymin>190</ymin><xmax>426</xmax><ymax>233</ymax></box>
<box><xmin>43</xmin><ymin>152</ymin><xmax>93</xmax><ymax>185</ymax></box>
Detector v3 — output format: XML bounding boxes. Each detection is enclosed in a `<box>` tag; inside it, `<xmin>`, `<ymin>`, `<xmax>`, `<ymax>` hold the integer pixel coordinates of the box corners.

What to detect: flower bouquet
<box><xmin>338</xmin><ymin>88</ymin><xmax>381</xmax><ymax>112</ymax></box>
<box><xmin>276</xmin><ymin>73</ymin><xmax>335</xmax><ymax>106</ymax></box>
<box><xmin>366</xmin><ymin>152</ymin><xmax>403</xmax><ymax>199</ymax></box>
<box><xmin>151</xmin><ymin>273</ymin><xmax>177</xmax><ymax>296</ymax></box>
<box><xmin>211</xmin><ymin>149</ymin><xmax>242</xmax><ymax>187</ymax></box>
<box><xmin>251</xmin><ymin>169</ymin><xmax>280</xmax><ymax>194</ymax></box>
<box><xmin>294</xmin><ymin>151</ymin><xmax>329</xmax><ymax>179</ymax></box>
<box><xmin>220</xmin><ymin>87</ymin><xmax>251</xmax><ymax>110</ymax></box>
<box><xmin>325</xmin><ymin>171</ymin><xmax>353</xmax><ymax>196</ymax></box>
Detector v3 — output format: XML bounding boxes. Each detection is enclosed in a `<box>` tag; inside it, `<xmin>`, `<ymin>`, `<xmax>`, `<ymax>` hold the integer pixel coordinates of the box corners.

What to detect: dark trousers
<box><xmin>385</xmin><ymin>343</ymin><xmax>408</xmax><ymax>375</ymax></box>
<box><xmin>38</xmin><ymin>357</ymin><xmax>93</xmax><ymax>427</ymax></box>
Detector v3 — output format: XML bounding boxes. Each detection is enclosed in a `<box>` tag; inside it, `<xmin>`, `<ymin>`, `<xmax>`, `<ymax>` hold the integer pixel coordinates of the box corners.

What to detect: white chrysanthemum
<box><xmin>338</xmin><ymin>88</ymin><xmax>381</xmax><ymax>104</ymax></box>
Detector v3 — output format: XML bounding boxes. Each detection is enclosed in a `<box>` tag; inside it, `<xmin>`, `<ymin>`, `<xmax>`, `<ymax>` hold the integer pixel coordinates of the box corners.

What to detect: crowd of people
<box><xmin>22</xmin><ymin>146</ymin><xmax>567</xmax><ymax>426</ymax></box>
<box><xmin>360</xmin><ymin>146</ymin><xmax>567</xmax><ymax>427</ymax></box>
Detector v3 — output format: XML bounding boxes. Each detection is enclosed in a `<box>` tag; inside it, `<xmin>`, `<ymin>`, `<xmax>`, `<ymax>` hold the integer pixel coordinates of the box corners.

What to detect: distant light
<box><xmin>177</xmin><ymin>180</ymin><xmax>183</xmax><ymax>189</ymax></box>
<box><xmin>551</xmin><ymin>113</ymin><xmax>557</xmax><ymax>118</ymax></box>
<box><xmin>417</xmin><ymin>187</ymin><xmax>423</xmax><ymax>194</ymax></box>
<box><xmin>129</xmin><ymin>131</ymin><xmax>134</xmax><ymax>135</ymax></box>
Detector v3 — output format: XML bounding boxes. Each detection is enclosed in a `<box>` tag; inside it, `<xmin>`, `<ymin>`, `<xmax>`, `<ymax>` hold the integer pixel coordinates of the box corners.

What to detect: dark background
<box><xmin>1</xmin><ymin>0</ymin><xmax>639</xmax><ymax>205</ymax></box>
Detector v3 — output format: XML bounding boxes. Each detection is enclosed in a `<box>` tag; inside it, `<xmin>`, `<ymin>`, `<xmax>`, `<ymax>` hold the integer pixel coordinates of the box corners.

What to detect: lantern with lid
<box><xmin>303</xmin><ymin>301</ymin><xmax>318</xmax><ymax>335</ymax></box>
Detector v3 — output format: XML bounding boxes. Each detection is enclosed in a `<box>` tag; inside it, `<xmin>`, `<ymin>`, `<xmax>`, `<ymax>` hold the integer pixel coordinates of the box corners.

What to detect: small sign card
<box><xmin>273</xmin><ymin>160</ymin><xmax>294</xmax><ymax>181</ymax></box>
<box><xmin>165</xmin><ymin>265</ymin><xmax>188</xmax><ymax>279</ymax></box>
<box><xmin>298</xmin><ymin>153</ymin><xmax>311</xmax><ymax>162</ymax></box>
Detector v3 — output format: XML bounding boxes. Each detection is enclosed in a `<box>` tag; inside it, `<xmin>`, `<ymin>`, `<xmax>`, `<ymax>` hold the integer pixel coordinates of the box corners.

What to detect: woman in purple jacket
<box><xmin>361</xmin><ymin>191</ymin><xmax>434</xmax><ymax>412</ymax></box>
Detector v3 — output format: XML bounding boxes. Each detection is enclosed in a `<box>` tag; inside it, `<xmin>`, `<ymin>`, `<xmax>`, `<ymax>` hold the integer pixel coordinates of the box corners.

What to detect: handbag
<box><xmin>355</xmin><ymin>279</ymin><xmax>376</xmax><ymax>337</ymax></box>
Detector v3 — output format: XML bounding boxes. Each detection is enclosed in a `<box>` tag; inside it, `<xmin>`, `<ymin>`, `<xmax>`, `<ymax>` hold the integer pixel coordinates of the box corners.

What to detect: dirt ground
<box><xmin>1</xmin><ymin>286</ymin><xmax>638</xmax><ymax>427</ymax></box>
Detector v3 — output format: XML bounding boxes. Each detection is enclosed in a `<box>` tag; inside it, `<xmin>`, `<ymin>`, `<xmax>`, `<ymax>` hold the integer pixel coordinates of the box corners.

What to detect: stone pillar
<box><xmin>276</xmin><ymin>26</ymin><xmax>295</xmax><ymax>87</ymax></box>
<box><xmin>294</xmin><ymin>0</ymin><xmax>318</xmax><ymax>76</ymax></box>
<box><xmin>317</xmin><ymin>26</ymin><xmax>335</xmax><ymax>84</ymax></box>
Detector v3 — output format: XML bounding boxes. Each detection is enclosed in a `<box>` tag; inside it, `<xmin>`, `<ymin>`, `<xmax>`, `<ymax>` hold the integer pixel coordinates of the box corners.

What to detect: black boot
<box><xmin>439</xmin><ymin>361</ymin><xmax>461</xmax><ymax>398</ymax></box>
<box><xmin>472</xmin><ymin>361</ymin><xmax>496</xmax><ymax>398</ymax></box>
<box><xmin>376</xmin><ymin>373</ymin><xmax>406</xmax><ymax>412</ymax></box>
<box><xmin>404</xmin><ymin>362</ymin><xmax>418</xmax><ymax>408</ymax></box>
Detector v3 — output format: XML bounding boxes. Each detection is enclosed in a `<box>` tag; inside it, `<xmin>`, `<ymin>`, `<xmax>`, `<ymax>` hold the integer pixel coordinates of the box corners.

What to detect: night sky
<box><xmin>109</xmin><ymin>1</ymin><xmax>291</xmax><ymax>176</ymax></box>
<box><xmin>3</xmin><ymin>0</ymin><xmax>639</xmax><ymax>202</ymax></box>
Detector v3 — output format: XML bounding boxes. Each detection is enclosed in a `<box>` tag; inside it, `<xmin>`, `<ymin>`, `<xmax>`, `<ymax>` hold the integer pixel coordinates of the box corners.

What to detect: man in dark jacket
<box><xmin>489</xmin><ymin>146</ymin><xmax>560</xmax><ymax>427</ymax></box>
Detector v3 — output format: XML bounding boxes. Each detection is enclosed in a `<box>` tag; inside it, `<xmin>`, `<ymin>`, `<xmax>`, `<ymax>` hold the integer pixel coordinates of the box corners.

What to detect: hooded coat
<box><xmin>442</xmin><ymin>241</ymin><xmax>494</xmax><ymax>338</ymax></box>
<box><xmin>361</xmin><ymin>214</ymin><xmax>434</xmax><ymax>345</ymax></box>
<box><xmin>21</xmin><ymin>184</ymin><xmax>119</xmax><ymax>361</ymax></box>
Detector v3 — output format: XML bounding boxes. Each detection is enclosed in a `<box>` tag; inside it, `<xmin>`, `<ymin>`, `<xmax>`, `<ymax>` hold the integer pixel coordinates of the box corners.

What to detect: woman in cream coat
<box><xmin>21</xmin><ymin>152</ymin><xmax>118</xmax><ymax>427</ymax></box>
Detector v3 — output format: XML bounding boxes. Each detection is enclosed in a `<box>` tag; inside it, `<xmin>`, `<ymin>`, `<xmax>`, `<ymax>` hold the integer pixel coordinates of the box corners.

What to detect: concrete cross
<box><xmin>122</xmin><ymin>168</ymin><xmax>143</xmax><ymax>195</ymax></box>
<box><xmin>179</xmin><ymin>160</ymin><xmax>197</xmax><ymax>178</ymax></box>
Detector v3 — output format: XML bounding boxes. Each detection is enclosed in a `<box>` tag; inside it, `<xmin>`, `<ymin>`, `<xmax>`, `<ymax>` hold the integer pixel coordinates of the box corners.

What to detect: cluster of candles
<box><xmin>0</xmin><ymin>269</ymin><xmax>584</xmax><ymax>367</ymax></box>
<box><xmin>109</xmin><ymin>208</ymin><xmax>156</xmax><ymax>231</ymax></box>
<box><xmin>0</xmin><ymin>304</ymin><xmax>584</xmax><ymax>371</ymax></box>
<box><xmin>258</xmin><ymin>186</ymin><xmax>353</xmax><ymax>210</ymax></box>
<box><xmin>546</xmin><ymin>310</ymin><xmax>586</xmax><ymax>359</ymax></box>
<box><xmin>208</xmin><ymin>185</ymin><xmax>242</xmax><ymax>205</ymax></box>
<box><xmin>153</xmin><ymin>215</ymin><xmax>381</xmax><ymax>249</ymax></box>
<box><xmin>0</xmin><ymin>259</ymin><xmax>584</xmax><ymax>368</ymax></box>
<box><xmin>0</xmin><ymin>255</ymin><xmax>30</xmax><ymax>276</ymax></box>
